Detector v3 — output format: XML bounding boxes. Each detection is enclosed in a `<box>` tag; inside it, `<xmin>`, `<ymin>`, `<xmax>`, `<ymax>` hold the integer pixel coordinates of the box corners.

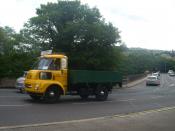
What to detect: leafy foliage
<box><xmin>0</xmin><ymin>26</ymin><xmax>37</xmax><ymax>78</ymax></box>
<box><xmin>117</xmin><ymin>48</ymin><xmax>175</xmax><ymax>75</ymax></box>
<box><xmin>22</xmin><ymin>0</ymin><xmax>121</xmax><ymax>70</ymax></box>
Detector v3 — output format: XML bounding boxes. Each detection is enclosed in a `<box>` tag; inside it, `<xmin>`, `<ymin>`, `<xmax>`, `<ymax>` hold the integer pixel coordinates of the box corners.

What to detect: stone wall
<box><xmin>0</xmin><ymin>78</ymin><xmax>16</xmax><ymax>88</ymax></box>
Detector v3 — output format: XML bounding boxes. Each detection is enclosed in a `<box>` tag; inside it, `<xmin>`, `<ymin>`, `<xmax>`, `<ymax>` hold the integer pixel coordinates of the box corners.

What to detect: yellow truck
<box><xmin>25</xmin><ymin>53</ymin><xmax>122</xmax><ymax>102</ymax></box>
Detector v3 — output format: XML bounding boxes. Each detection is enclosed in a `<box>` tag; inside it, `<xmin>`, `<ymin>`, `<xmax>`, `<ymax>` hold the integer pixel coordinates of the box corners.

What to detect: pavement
<box><xmin>123</xmin><ymin>76</ymin><xmax>147</xmax><ymax>88</ymax></box>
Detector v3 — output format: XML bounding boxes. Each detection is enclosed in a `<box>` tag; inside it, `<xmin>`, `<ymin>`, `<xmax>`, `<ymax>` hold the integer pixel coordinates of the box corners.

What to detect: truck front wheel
<box><xmin>44</xmin><ymin>86</ymin><xmax>60</xmax><ymax>103</ymax></box>
<box><xmin>30</xmin><ymin>94</ymin><xmax>41</xmax><ymax>101</ymax></box>
<box><xmin>95</xmin><ymin>86</ymin><xmax>108</xmax><ymax>101</ymax></box>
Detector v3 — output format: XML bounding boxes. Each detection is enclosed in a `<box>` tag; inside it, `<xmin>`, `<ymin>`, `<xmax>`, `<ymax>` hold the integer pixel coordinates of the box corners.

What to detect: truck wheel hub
<box><xmin>100</xmin><ymin>91</ymin><xmax>104</xmax><ymax>95</ymax></box>
<box><xmin>49</xmin><ymin>91</ymin><xmax>55</xmax><ymax>97</ymax></box>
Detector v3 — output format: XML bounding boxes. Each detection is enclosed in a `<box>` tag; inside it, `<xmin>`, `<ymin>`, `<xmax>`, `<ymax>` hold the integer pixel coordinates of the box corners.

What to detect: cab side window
<box><xmin>54</xmin><ymin>59</ymin><xmax>60</xmax><ymax>70</ymax></box>
<box><xmin>49</xmin><ymin>59</ymin><xmax>60</xmax><ymax>70</ymax></box>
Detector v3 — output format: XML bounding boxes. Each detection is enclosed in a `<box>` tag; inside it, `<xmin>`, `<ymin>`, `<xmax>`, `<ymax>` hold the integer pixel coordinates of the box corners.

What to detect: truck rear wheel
<box><xmin>119</xmin><ymin>82</ymin><xmax>122</xmax><ymax>87</ymax></box>
<box><xmin>95</xmin><ymin>86</ymin><xmax>108</xmax><ymax>101</ymax></box>
<box><xmin>79</xmin><ymin>88</ymin><xmax>89</xmax><ymax>100</ymax></box>
<box><xmin>44</xmin><ymin>86</ymin><xmax>60</xmax><ymax>103</ymax></box>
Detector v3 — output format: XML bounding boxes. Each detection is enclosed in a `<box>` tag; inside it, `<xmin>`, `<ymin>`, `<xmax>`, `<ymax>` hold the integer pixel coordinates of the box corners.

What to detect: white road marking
<box><xmin>151</xmin><ymin>96</ymin><xmax>163</xmax><ymax>99</ymax></box>
<box><xmin>169</xmin><ymin>84</ymin><xmax>175</xmax><ymax>87</ymax></box>
<box><xmin>0</xmin><ymin>104</ymin><xmax>31</xmax><ymax>107</ymax></box>
<box><xmin>72</xmin><ymin>101</ymin><xmax>113</xmax><ymax>105</ymax></box>
<box><xmin>72</xmin><ymin>99</ymin><xmax>137</xmax><ymax>105</ymax></box>
<box><xmin>117</xmin><ymin>99</ymin><xmax>136</xmax><ymax>102</ymax></box>
<box><xmin>72</xmin><ymin>102</ymin><xmax>89</xmax><ymax>105</ymax></box>
<box><xmin>0</xmin><ymin>96</ymin><xmax>28</xmax><ymax>98</ymax></box>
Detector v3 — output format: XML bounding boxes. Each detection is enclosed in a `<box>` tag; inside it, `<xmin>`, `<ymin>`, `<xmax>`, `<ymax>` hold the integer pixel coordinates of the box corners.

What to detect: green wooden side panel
<box><xmin>69</xmin><ymin>70</ymin><xmax>122</xmax><ymax>84</ymax></box>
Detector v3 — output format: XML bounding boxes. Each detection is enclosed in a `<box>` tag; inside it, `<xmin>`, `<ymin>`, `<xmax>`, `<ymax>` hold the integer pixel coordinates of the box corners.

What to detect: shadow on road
<box><xmin>23</xmin><ymin>96</ymin><xmax>104</xmax><ymax>105</ymax></box>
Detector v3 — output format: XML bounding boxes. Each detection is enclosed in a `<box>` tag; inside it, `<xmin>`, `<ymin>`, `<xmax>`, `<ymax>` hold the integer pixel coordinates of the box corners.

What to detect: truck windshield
<box><xmin>33</xmin><ymin>58</ymin><xmax>60</xmax><ymax>70</ymax></box>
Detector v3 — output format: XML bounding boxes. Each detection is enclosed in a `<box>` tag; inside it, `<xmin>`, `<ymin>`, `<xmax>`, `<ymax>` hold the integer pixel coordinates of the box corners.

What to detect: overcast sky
<box><xmin>0</xmin><ymin>0</ymin><xmax>174</xmax><ymax>51</ymax></box>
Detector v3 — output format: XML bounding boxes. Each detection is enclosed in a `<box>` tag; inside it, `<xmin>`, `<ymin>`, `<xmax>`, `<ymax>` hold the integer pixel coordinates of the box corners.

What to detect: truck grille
<box><xmin>25</xmin><ymin>84</ymin><xmax>32</xmax><ymax>88</ymax></box>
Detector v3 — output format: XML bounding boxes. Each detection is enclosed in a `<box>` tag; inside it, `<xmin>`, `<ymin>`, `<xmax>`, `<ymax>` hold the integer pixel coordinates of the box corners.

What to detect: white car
<box><xmin>169</xmin><ymin>72</ymin><xmax>175</xmax><ymax>76</ymax></box>
<box><xmin>152</xmin><ymin>73</ymin><xmax>159</xmax><ymax>77</ymax></box>
<box><xmin>152</xmin><ymin>71</ymin><xmax>160</xmax><ymax>77</ymax></box>
<box><xmin>168</xmin><ymin>70</ymin><xmax>173</xmax><ymax>74</ymax></box>
<box><xmin>15</xmin><ymin>71</ymin><xmax>27</xmax><ymax>93</ymax></box>
<box><xmin>168</xmin><ymin>70</ymin><xmax>175</xmax><ymax>76</ymax></box>
<box><xmin>146</xmin><ymin>76</ymin><xmax>160</xmax><ymax>86</ymax></box>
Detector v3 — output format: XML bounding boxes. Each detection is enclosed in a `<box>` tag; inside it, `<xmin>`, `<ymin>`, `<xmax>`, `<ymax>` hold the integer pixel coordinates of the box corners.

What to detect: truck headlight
<box><xmin>39</xmin><ymin>72</ymin><xmax>52</xmax><ymax>80</ymax></box>
<box><xmin>34</xmin><ymin>83</ymin><xmax>40</xmax><ymax>90</ymax></box>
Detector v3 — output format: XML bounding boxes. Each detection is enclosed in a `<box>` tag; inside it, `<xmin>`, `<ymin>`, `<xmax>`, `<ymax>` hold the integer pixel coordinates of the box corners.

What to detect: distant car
<box><xmin>146</xmin><ymin>76</ymin><xmax>160</xmax><ymax>86</ymax></box>
<box><xmin>168</xmin><ymin>70</ymin><xmax>173</xmax><ymax>75</ymax></box>
<box><xmin>157</xmin><ymin>71</ymin><xmax>160</xmax><ymax>76</ymax></box>
<box><xmin>152</xmin><ymin>72</ymin><xmax>159</xmax><ymax>77</ymax></box>
<box><xmin>169</xmin><ymin>72</ymin><xmax>175</xmax><ymax>76</ymax></box>
<box><xmin>15</xmin><ymin>71</ymin><xmax>27</xmax><ymax>93</ymax></box>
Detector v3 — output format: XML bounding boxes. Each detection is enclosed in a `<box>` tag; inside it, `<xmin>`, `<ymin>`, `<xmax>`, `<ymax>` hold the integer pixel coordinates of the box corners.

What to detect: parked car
<box><xmin>146</xmin><ymin>76</ymin><xmax>160</xmax><ymax>86</ymax></box>
<box><xmin>15</xmin><ymin>71</ymin><xmax>27</xmax><ymax>93</ymax></box>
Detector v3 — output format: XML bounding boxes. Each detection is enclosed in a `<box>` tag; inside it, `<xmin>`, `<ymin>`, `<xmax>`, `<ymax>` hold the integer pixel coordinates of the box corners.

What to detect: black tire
<box><xmin>30</xmin><ymin>94</ymin><xmax>41</xmax><ymax>101</ymax></box>
<box><xmin>19</xmin><ymin>89</ymin><xmax>23</xmax><ymax>93</ymax></box>
<box><xmin>79</xmin><ymin>88</ymin><xmax>89</xmax><ymax>100</ymax></box>
<box><xmin>44</xmin><ymin>86</ymin><xmax>60</xmax><ymax>103</ymax></box>
<box><xmin>20</xmin><ymin>88</ymin><xmax>25</xmax><ymax>93</ymax></box>
<box><xmin>95</xmin><ymin>86</ymin><xmax>108</xmax><ymax>101</ymax></box>
<box><xmin>119</xmin><ymin>83</ymin><xmax>122</xmax><ymax>88</ymax></box>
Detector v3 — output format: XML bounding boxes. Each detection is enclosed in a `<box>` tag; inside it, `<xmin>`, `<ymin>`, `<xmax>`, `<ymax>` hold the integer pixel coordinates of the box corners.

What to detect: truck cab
<box><xmin>25</xmin><ymin>54</ymin><xmax>68</xmax><ymax>102</ymax></box>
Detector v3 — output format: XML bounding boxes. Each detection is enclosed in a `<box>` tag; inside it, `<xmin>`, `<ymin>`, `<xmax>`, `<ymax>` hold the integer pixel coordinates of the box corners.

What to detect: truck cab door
<box><xmin>52</xmin><ymin>58</ymin><xmax>68</xmax><ymax>91</ymax></box>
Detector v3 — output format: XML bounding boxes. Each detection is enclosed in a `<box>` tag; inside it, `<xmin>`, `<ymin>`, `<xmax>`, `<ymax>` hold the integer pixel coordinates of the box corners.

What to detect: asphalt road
<box><xmin>1</xmin><ymin>73</ymin><xmax>175</xmax><ymax>128</ymax></box>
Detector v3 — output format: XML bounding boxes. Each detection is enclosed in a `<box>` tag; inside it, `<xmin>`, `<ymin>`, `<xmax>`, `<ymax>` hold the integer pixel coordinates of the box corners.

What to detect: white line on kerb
<box><xmin>1</xmin><ymin>106</ymin><xmax>175</xmax><ymax>130</ymax></box>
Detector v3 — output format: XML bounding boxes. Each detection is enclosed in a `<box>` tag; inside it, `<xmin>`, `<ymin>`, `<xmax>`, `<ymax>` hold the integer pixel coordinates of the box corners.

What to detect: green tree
<box><xmin>22</xmin><ymin>0</ymin><xmax>121</xmax><ymax>70</ymax></box>
<box><xmin>0</xmin><ymin>26</ymin><xmax>36</xmax><ymax>78</ymax></box>
<box><xmin>0</xmin><ymin>27</ymin><xmax>6</xmax><ymax>54</ymax></box>
<box><xmin>117</xmin><ymin>48</ymin><xmax>165</xmax><ymax>75</ymax></box>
